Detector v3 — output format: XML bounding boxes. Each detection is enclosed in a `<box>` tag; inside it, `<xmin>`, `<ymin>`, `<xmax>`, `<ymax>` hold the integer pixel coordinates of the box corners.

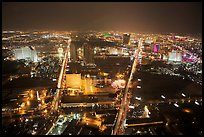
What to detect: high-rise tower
<box><xmin>123</xmin><ymin>33</ymin><xmax>131</xmax><ymax>45</ymax></box>
<box><xmin>70</xmin><ymin>43</ymin><xmax>77</xmax><ymax>62</ymax></box>
<box><xmin>13</xmin><ymin>46</ymin><xmax>38</xmax><ymax>62</ymax></box>
<box><xmin>83</xmin><ymin>43</ymin><xmax>94</xmax><ymax>65</ymax></box>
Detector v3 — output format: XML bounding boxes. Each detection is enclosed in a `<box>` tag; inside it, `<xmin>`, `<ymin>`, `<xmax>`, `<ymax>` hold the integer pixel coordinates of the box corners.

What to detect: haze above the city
<box><xmin>2</xmin><ymin>2</ymin><xmax>202</xmax><ymax>34</ymax></box>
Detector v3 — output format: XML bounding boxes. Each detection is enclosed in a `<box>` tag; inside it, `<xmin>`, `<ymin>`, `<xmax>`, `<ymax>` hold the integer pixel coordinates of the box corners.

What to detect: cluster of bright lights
<box><xmin>161</xmin><ymin>95</ymin><xmax>165</xmax><ymax>99</ymax></box>
<box><xmin>111</xmin><ymin>79</ymin><xmax>126</xmax><ymax>89</ymax></box>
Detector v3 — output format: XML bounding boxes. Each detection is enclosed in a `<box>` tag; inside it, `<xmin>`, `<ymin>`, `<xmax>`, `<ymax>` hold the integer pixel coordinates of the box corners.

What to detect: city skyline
<box><xmin>2</xmin><ymin>2</ymin><xmax>202</xmax><ymax>34</ymax></box>
<box><xmin>2</xmin><ymin>1</ymin><xmax>202</xmax><ymax>136</ymax></box>
<box><xmin>2</xmin><ymin>29</ymin><xmax>202</xmax><ymax>135</ymax></box>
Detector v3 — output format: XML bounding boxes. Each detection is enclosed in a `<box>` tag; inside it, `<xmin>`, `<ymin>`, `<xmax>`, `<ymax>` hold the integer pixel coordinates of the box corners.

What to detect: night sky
<box><xmin>2</xmin><ymin>2</ymin><xmax>202</xmax><ymax>34</ymax></box>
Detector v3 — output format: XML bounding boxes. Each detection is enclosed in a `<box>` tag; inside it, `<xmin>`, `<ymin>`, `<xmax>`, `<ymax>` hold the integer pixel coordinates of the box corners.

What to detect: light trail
<box><xmin>125</xmin><ymin>121</ymin><xmax>163</xmax><ymax>127</ymax></box>
<box><xmin>57</xmin><ymin>38</ymin><xmax>71</xmax><ymax>89</ymax></box>
<box><xmin>52</xmin><ymin>38</ymin><xmax>71</xmax><ymax>112</ymax></box>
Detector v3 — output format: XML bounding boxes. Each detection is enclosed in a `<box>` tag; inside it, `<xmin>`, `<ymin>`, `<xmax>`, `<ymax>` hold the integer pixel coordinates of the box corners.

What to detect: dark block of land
<box><xmin>61</xmin><ymin>95</ymin><xmax>98</xmax><ymax>103</ymax></box>
<box><xmin>3</xmin><ymin>77</ymin><xmax>56</xmax><ymax>90</ymax></box>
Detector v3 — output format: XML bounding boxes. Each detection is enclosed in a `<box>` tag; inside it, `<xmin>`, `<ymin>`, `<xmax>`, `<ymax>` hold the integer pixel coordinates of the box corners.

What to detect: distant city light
<box><xmin>52</xmin><ymin>78</ymin><xmax>57</xmax><ymax>81</ymax></box>
<box><xmin>181</xmin><ymin>93</ymin><xmax>186</xmax><ymax>97</ymax></box>
<box><xmin>129</xmin><ymin>105</ymin><xmax>135</xmax><ymax>109</ymax></box>
<box><xmin>1</xmin><ymin>27</ymin><xmax>202</xmax><ymax>135</ymax></box>
<box><xmin>112</xmin><ymin>79</ymin><xmax>126</xmax><ymax>89</ymax></box>
<box><xmin>195</xmin><ymin>101</ymin><xmax>199</xmax><ymax>105</ymax></box>
<box><xmin>135</xmin><ymin>97</ymin><xmax>142</xmax><ymax>101</ymax></box>
<box><xmin>25</xmin><ymin>118</ymin><xmax>29</xmax><ymax>122</ymax></box>
<box><xmin>161</xmin><ymin>95</ymin><xmax>166</xmax><ymax>99</ymax></box>
<box><xmin>137</xmin><ymin>85</ymin><xmax>141</xmax><ymax>89</ymax></box>
<box><xmin>27</xmin><ymin>101</ymin><xmax>30</xmax><ymax>105</ymax></box>
<box><xmin>174</xmin><ymin>103</ymin><xmax>179</xmax><ymax>107</ymax></box>
<box><xmin>182</xmin><ymin>109</ymin><xmax>191</xmax><ymax>113</ymax></box>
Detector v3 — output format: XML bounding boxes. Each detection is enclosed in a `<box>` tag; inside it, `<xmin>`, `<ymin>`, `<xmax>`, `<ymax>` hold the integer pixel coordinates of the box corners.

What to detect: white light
<box><xmin>135</xmin><ymin>97</ymin><xmax>142</xmax><ymax>101</ymax></box>
<box><xmin>52</xmin><ymin>78</ymin><xmax>57</xmax><ymax>81</ymax></box>
<box><xmin>195</xmin><ymin>101</ymin><xmax>199</xmax><ymax>105</ymax></box>
<box><xmin>181</xmin><ymin>93</ymin><xmax>186</xmax><ymax>97</ymax></box>
<box><xmin>137</xmin><ymin>130</ymin><xmax>141</xmax><ymax>134</ymax></box>
<box><xmin>174</xmin><ymin>103</ymin><xmax>179</xmax><ymax>107</ymax></box>
<box><xmin>161</xmin><ymin>95</ymin><xmax>165</xmax><ymax>99</ymax></box>
<box><xmin>129</xmin><ymin>105</ymin><xmax>134</xmax><ymax>109</ymax></box>
<box><xmin>137</xmin><ymin>86</ymin><xmax>141</xmax><ymax>89</ymax></box>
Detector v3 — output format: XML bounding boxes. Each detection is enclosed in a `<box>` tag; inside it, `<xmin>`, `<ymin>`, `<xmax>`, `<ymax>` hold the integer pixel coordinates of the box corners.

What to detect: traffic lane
<box><xmin>113</xmin><ymin>41</ymin><xmax>142</xmax><ymax>134</ymax></box>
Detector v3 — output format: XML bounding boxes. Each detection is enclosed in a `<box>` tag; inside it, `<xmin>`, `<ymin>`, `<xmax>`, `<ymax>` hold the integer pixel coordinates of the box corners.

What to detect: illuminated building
<box><xmin>66</xmin><ymin>74</ymin><xmax>81</xmax><ymax>89</ymax></box>
<box><xmin>142</xmin><ymin>105</ymin><xmax>150</xmax><ymax>118</ymax></box>
<box><xmin>58</xmin><ymin>47</ymin><xmax>64</xmax><ymax>59</ymax></box>
<box><xmin>182</xmin><ymin>53</ymin><xmax>195</xmax><ymax>63</ymax></box>
<box><xmin>122</xmin><ymin>48</ymin><xmax>129</xmax><ymax>56</ymax></box>
<box><xmin>111</xmin><ymin>79</ymin><xmax>126</xmax><ymax>89</ymax></box>
<box><xmin>82</xmin><ymin>74</ymin><xmax>95</xmax><ymax>95</ymax></box>
<box><xmin>145</xmin><ymin>39</ymin><xmax>153</xmax><ymax>44</ymax></box>
<box><xmin>65</xmin><ymin>62</ymin><xmax>82</xmax><ymax>95</ymax></box>
<box><xmin>114</xmin><ymin>35</ymin><xmax>123</xmax><ymax>43</ymax></box>
<box><xmin>66</xmin><ymin>74</ymin><xmax>82</xmax><ymax>95</ymax></box>
<box><xmin>13</xmin><ymin>46</ymin><xmax>38</xmax><ymax>62</ymax></box>
<box><xmin>108</xmin><ymin>47</ymin><xmax>118</xmax><ymax>55</ymax></box>
<box><xmin>77</xmin><ymin>47</ymin><xmax>83</xmax><ymax>60</ymax></box>
<box><xmin>130</xmin><ymin>33</ymin><xmax>136</xmax><ymax>44</ymax></box>
<box><xmin>81</xmin><ymin>116</ymin><xmax>103</xmax><ymax>129</ymax></box>
<box><xmin>103</xmin><ymin>32</ymin><xmax>111</xmax><ymax>37</ymax></box>
<box><xmin>37</xmin><ymin>91</ymin><xmax>40</xmax><ymax>101</ymax></box>
<box><xmin>153</xmin><ymin>44</ymin><xmax>160</xmax><ymax>53</ymax></box>
<box><xmin>108</xmin><ymin>47</ymin><xmax>123</xmax><ymax>55</ymax></box>
<box><xmin>168</xmin><ymin>50</ymin><xmax>182</xmax><ymax>62</ymax></box>
<box><xmin>162</xmin><ymin>54</ymin><xmax>168</xmax><ymax>61</ymax></box>
<box><xmin>123</xmin><ymin>33</ymin><xmax>131</xmax><ymax>45</ymax></box>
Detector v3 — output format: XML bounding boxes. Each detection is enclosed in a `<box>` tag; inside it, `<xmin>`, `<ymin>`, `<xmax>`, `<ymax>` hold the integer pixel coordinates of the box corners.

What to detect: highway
<box><xmin>46</xmin><ymin>38</ymin><xmax>71</xmax><ymax>135</ymax></box>
<box><xmin>112</xmin><ymin>39</ymin><xmax>143</xmax><ymax>135</ymax></box>
<box><xmin>52</xmin><ymin>37</ymin><xmax>71</xmax><ymax>112</ymax></box>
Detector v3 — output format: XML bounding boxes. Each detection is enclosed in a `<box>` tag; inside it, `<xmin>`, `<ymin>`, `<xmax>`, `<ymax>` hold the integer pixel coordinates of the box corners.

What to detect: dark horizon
<box><xmin>2</xmin><ymin>2</ymin><xmax>202</xmax><ymax>34</ymax></box>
